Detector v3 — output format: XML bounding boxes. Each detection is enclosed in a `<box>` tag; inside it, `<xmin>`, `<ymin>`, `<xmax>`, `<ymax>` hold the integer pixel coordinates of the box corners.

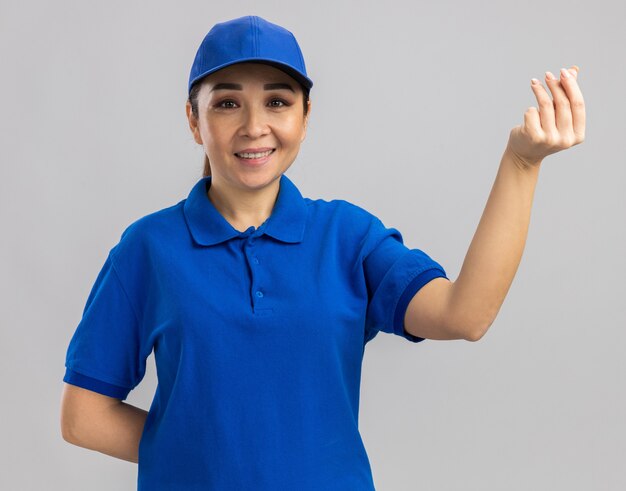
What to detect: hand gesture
<box><xmin>507</xmin><ymin>66</ymin><xmax>586</xmax><ymax>170</ymax></box>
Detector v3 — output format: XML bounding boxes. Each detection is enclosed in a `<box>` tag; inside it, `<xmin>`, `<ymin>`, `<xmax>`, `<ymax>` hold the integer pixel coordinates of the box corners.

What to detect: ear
<box><xmin>301</xmin><ymin>99</ymin><xmax>312</xmax><ymax>143</ymax></box>
<box><xmin>186</xmin><ymin>100</ymin><xmax>203</xmax><ymax>145</ymax></box>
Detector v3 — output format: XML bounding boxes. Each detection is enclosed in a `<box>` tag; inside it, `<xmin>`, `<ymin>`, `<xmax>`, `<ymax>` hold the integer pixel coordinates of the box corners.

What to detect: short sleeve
<box><xmin>63</xmin><ymin>250</ymin><xmax>148</xmax><ymax>400</ymax></box>
<box><xmin>363</xmin><ymin>216</ymin><xmax>448</xmax><ymax>344</ymax></box>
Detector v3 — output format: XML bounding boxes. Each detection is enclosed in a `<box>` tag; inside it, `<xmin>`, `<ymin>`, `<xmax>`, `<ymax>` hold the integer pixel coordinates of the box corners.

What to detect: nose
<box><xmin>239</xmin><ymin>105</ymin><xmax>270</xmax><ymax>139</ymax></box>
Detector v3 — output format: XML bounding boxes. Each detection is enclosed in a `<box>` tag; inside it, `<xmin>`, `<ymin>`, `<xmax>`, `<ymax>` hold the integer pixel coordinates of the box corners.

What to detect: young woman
<box><xmin>60</xmin><ymin>15</ymin><xmax>585</xmax><ymax>491</ymax></box>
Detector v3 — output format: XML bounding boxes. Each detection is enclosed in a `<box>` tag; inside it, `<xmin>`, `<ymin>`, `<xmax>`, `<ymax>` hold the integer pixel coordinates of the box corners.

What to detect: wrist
<box><xmin>503</xmin><ymin>145</ymin><xmax>543</xmax><ymax>174</ymax></box>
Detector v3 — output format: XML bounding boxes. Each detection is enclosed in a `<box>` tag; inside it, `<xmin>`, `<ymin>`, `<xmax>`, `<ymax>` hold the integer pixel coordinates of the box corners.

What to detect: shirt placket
<box><xmin>241</xmin><ymin>226</ymin><xmax>273</xmax><ymax>316</ymax></box>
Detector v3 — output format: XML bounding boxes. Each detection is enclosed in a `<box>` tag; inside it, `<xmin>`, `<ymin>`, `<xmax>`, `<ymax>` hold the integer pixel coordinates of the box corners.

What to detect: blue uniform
<box><xmin>63</xmin><ymin>173</ymin><xmax>448</xmax><ymax>490</ymax></box>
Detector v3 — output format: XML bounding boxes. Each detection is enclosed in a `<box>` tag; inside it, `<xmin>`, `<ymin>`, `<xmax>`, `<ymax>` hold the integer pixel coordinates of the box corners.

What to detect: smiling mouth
<box><xmin>234</xmin><ymin>149</ymin><xmax>276</xmax><ymax>159</ymax></box>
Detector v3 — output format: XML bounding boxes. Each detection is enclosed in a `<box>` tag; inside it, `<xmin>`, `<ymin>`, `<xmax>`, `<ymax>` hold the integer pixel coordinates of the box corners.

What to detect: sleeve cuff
<box><xmin>63</xmin><ymin>367</ymin><xmax>132</xmax><ymax>400</ymax></box>
<box><xmin>393</xmin><ymin>268</ymin><xmax>449</xmax><ymax>343</ymax></box>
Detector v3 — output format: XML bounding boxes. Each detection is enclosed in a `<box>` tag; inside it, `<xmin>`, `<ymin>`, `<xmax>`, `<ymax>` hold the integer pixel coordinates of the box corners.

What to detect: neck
<box><xmin>207</xmin><ymin>175</ymin><xmax>280</xmax><ymax>232</ymax></box>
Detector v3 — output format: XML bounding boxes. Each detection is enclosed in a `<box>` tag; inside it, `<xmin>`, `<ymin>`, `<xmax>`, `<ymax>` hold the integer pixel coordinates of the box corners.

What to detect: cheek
<box><xmin>204</xmin><ymin>120</ymin><xmax>231</xmax><ymax>150</ymax></box>
<box><xmin>275</xmin><ymin>115</ymin><xmax>306</xmax><ymax>145</ymax></box>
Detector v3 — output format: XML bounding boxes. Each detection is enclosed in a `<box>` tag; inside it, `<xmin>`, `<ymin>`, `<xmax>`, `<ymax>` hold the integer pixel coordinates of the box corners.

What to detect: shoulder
<box><xmin>304</xmin><ymin>197</ymin><xmax>378</xmax><ymax>230</ymax></box>
<box><xmin>109</xmin><ymin>200</ymin><xmax>186</xmax><ymax>264</ymax></box>
<box><xmin>316</xmin><ymin>199</ymin><xmax>407</xmax><ymax>259</ymax></box>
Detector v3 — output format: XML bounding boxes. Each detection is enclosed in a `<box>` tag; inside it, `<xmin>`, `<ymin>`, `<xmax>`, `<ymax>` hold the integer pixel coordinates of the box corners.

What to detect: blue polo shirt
<box><xmin>63</xmin><ymin>173</ymin><xmax>448</xmax><ymax>490</ymax></box>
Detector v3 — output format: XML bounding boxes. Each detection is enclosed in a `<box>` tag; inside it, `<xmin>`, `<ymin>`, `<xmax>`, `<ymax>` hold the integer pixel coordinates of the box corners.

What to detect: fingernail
<box><xmin>560</xmin><ymin>68</ymin><xmax>571</xmax><ymax>79</ymax></box>
<box><xmin>531</xmin><ymin>78</ymin><xmax>540</xmax><ymax>85</ymax></box>
<box><xmin>545</xmin><ymin>71</ymin><xmax>556</xmax><ymax>80</ymax></box>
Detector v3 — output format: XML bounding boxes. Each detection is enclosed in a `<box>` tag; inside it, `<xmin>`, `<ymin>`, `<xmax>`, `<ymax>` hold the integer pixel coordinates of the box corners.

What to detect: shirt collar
<box><xmin>183</xmin><ymin>173</ymin><xmax>308</xmax><ymax>247</ymax></box>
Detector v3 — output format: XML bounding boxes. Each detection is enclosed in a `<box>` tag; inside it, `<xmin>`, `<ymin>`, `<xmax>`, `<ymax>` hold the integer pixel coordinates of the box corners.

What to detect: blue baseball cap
<box><xmin>188</xmin><ymin>15</ymin><xmax>313</xmax><ymax>97</ymax></box>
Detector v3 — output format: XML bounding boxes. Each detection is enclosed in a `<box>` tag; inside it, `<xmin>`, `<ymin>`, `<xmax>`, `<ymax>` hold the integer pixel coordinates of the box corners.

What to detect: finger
<box><xmin>558</xmin><ymin>66</ymin><xmax>586</xmax><ymax>142</ymax></box>
<box><xmin>524</xmin><ymin>106</ymin><xmax>543</xmax><ymax>140</ymax></box>
<box><xmin>530</xmin><ymin>76</ymin><xmax>556</xmax><ymax>136</ymax></box>
<box><xmin>545</xmin><ymin>70</ymin><xmax>573</xmax><ymax>135</ymax></box>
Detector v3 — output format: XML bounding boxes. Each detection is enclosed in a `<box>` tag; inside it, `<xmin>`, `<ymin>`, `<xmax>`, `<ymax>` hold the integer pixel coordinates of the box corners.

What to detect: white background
<box><xmin>1</xmin><ymin>0</ymin><xmax>624</xmax><ymax>489</ymax></box>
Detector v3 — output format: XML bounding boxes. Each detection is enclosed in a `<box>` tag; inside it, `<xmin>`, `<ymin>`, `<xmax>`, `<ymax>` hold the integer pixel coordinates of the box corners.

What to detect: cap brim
<box><xmin>189</xmin><ymin>58</ymin><xmax>313</xmax><ymax>95</ymax></box>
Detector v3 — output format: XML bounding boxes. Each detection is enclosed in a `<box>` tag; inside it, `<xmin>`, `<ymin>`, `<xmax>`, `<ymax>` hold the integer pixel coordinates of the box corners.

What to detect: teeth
<box><xmin>237</xmin><ymin>149</ymin><xmax>273</xmax><ymax>159</ymax></box>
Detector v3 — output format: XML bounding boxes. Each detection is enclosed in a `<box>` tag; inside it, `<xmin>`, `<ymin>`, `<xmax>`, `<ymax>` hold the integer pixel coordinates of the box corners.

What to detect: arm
<box><xmin>403</xmin><ymin>150</ymin><xmax>539</xmax><ymax>342</ymax></box>
<box><xmin>405</xmin><ymin>65</ymin><xmax>585</xmax><ymax>342</ymax></box>
<box><xmin>60</xmin><ymin>383</ymin><xmax>148</xmax><ymax>463</ymax></box>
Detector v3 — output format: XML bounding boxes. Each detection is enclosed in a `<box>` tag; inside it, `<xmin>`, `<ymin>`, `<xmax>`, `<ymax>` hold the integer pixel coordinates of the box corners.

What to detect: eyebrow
<box><xmin>210</xmin><ymin>82</ymin><xmax>295</xmax><ymax>93</ymax></box>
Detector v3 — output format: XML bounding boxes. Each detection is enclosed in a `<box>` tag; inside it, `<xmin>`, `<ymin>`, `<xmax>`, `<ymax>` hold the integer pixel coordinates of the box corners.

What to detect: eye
<box><xmin>215</xmin><ymin>99</ymin><xmax>238</xmax><ymax>109</ymax></box>
<box><xmin>268</xmin><ymin>98</ymin><xmax>289</xmax><ymax>108</ymax></box>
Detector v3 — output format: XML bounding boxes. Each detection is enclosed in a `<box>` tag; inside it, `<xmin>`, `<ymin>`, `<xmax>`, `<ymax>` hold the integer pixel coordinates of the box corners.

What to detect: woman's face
<box><xmin>186</xmin><ymin>62</ymin><xmax>311</xmax><ymax>192</ymax></box>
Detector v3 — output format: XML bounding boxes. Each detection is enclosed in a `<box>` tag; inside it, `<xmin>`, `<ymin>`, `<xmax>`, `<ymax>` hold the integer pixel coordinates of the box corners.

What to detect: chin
<box><xmin>235</xmin><ymin>171</ymin><xmax>280</xmax><ymax>190</ymax></box>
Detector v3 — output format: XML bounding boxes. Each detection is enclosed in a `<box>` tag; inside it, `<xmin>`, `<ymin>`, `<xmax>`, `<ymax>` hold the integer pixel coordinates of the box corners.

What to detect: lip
<box><xmin>234</xmin><ymin>148</ymin><xmax>276</xmax><ymax>167</ymax></box>
<box><xmin>235</xmin><ymin>147</ymin><xmax>275</xmax><ymax>154</ymax></box>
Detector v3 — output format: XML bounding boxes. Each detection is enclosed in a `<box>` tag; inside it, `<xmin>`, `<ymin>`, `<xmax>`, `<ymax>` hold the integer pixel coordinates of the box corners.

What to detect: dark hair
<box><xmin>188</xmin><ymin>78</ymin><xmax>310</xmax><ymax>178</ymax></box>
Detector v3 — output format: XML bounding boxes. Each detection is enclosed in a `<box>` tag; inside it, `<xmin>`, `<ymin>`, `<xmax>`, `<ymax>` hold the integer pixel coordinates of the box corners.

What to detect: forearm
<box><xmin>449</xmin><ymin>146</ymin><xmax>541</xmax><ymax>340</ymax></box>
<box><xmin>67</xmin><ymin>400</ymin><xmax>148</xmax><ymax>464</ymax></box>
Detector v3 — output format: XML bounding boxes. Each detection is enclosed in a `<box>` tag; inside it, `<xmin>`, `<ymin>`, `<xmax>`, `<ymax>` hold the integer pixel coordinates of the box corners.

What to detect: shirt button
<box><xmin>253</xmin><ymin>257</ymin><xmax>259</xmax><ymax>264</ymax></box>
<box><xmin>255</xmin><ymin>290</ymin><xmax>264</xmax><ymax>298</ymax></box>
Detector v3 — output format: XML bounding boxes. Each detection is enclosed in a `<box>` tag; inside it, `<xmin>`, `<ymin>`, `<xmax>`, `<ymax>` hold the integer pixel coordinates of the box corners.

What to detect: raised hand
<box><xmin>506</xmin><ymin>65</ymin><xmax>586</xmax><ymax>170</ymax></box>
